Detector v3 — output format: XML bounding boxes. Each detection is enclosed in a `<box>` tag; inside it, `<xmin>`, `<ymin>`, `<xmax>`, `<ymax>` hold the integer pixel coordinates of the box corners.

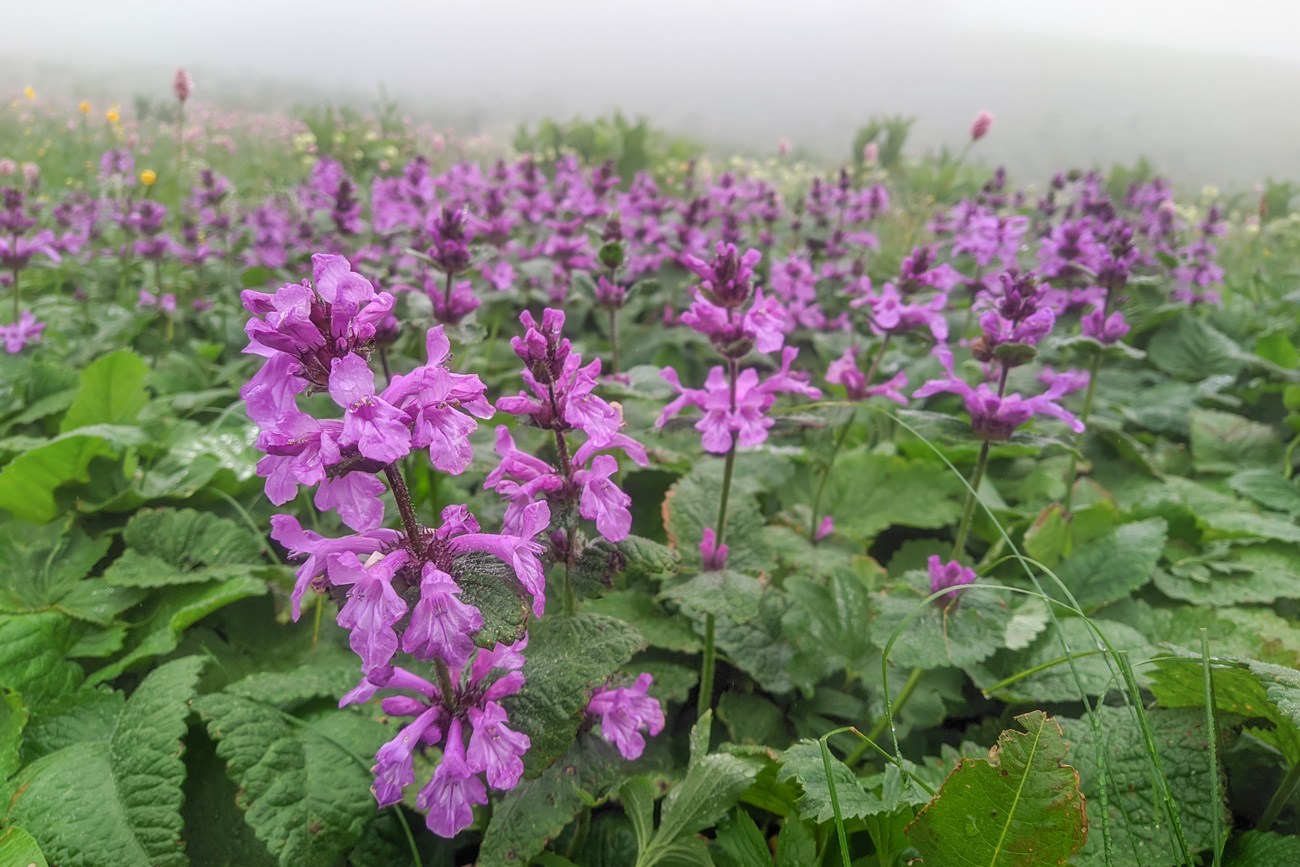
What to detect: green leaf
<box><xmin>776</xmin><ymin>740</ymin><xmax>876</xmax><ymax>823</ymax></box>
<box><xmin>783</xmin><ymin>567</ymin><xmax>879</xmax><ymax>688</ymax></box>
<box><xmin>905</xmin><ymin>710</ymin><xmax>1086</xmax><ymax>866</ymax></box>
<box><xmin>1147</xmin><ymin>316</ymin><xmax>1246</xmax><ymax>381</ymax></box>
<box><xmin>90</xmin><ymin>575</ymin><xmax>267</xmax><ymax>683</ymax></box>
<box><xmin>1227</xmin><ymin>470</ymin><xmax>1300</xmax><ymax>515</ymax></box>
<box><xmin>0</xmin><ymin>517</ymin><xmax>111</xmax><ymax>610</ymax></box>
<box><xmin>1060</xmin><ymin>706</ymin><xmax>1226</xmax><ymax>867</ymax></box>
<box><xmin>181</xmin><ymin>725</ymin><xmax>280</xmax><ymax>867</ymax></box>
<box><xmin>1224</xmin><ymin>830</ymin><xmax>1300</xmax><ymax>866</ymax></box>
<box><xmin>1190</xmin><ymin>410</ymin><xmax>1285</xmax><ymax>474</ymax></box>
<box><xmin>61</xmin><ymin>349</ymin><xmax>150</xmax><ymax>432</ymax></box>
<box><xmin>664</xmin><ymin>569</ymin><xmax>763</xmax><ymax>623</ymax></box>
<box><xmin>2</xmin><ymin>657</ymin><xmax>203</xmax><ymax>867</ymax></box>
<box><xmin>798</xmin><ymin>450</ymin><xmax>964</xmax><ymax>543</ymax></box>
<box><xmin>654</xmin><ymin>742</ymin><xmax>761</xmax><ymax>848</ymax></box>
<box><xmin>0</xmin><ymin>434</ymin><xmax>117</xmax><ymax>523</ymax></box>
<box><xmin>621</xmin><ymin>776</ymin><xmax>657</xmax><ymax>854</ymax></box>
<box><xmin>502</xmin><ymin>613</ymin><xmax>644</xmax><ymax>777</ymax></box>
<box><xmin>0</xmin><ymin>611</ymin><xmax>85</xmax><ymax>712</ymax></box>
<box><xmin>0</xmin><ymin>826</ymin><xmax>50</xmax><ymax>867</ymax></box>
<box><xmin>117</xmin><ymin>507</ymin><xmax>264</xmax><ymax>570</ymax></box>
<box><xmin>584</xmin><ymin>589</ymin><xmax>702</xmax><ymax>653</ymax></box>
<box><xmin>666</xmin><ymin>471</ymin><xmax>771</xmax><ymax>574</ymax></box>
<box><xmin>700</xmin><ymin>594</ymin><xmax>796</xmax><ymax>695</ymax></box>
<box><xmin>478</xmin><ymin>734</ymin><xmax>628</xmax><ymax>867</ymax></box>
<box><xmin>1049</xmin><ymin>518</ymin><xmax>1166</xmax><ymax>610</ymax></box>
<box><xmin>0</xmin><ymin>687</ymin><xmax>27</xmax><ymax>777</ymax></box>
<box><xmin>714</xmin><ymin>808</ymin><xmax>770</xmax><ymax>867</ymax></box>
<box><xmin>869</xmin><ymin>582</ymin><xmax>1014</xmax><ymax>669</ymax></box>
<box><xmin>193</xmin><ymin>693</ymin><xmax>385</xmax><ymax>867</ymax></box>
<box><xmin>967</xmin><ymin>618</ymin><xmax>1153</xmax><ymax>703</ymax></box>
<box><xmin>775</xmin><ymin>815</ymin><xmax>816</xmax><ymax>867</ymax></box>
<box><xmin>454</xmin><ymin>551</ymin><xmax>531</xmax><ymax>649</ymax></box>
<box><xmin>1153</xmin><ymin>542</ymin><xmax>1300</xmax><ymax>605</ymax></box>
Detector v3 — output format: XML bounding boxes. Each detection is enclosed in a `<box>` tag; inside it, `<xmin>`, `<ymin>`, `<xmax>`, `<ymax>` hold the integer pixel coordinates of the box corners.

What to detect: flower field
<box><xmin>3</xmin><ymin>78</ymin><xmax>1300</xmax><ymax>867</ymax></box>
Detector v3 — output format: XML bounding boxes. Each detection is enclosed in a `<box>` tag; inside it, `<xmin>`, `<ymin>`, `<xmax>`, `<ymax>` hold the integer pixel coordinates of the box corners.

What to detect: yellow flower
<box><xmin>79</xmin><ymin>100</ymin><xmax>91</xmax><ymax>114</ymax></box>
<box><xmin>106</xmin><ymin>108</ymin><xmax>120</xmax><ymax>125</ymax></box>
<box><xmin>139</xmin><ymin>169</ymin><xmax>157</xmax><ymax>186</ymax></box>
<box><xmin>24</xmin><ymin>86</ymin><xmax>35</xmax><ymax>101</ymax></box>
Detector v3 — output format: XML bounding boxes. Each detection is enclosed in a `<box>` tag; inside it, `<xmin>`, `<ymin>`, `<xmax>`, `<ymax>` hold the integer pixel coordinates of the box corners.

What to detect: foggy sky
<box><xmin>5</xmin><ymin>0</ymin><xmax>1300</xmax><ymax>189</ymax></box>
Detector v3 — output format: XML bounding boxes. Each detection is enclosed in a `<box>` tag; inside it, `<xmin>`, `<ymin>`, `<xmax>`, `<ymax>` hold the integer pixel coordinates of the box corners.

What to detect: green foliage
<box><xmin>905</xmin><ymin>711</ymin><xmax>1087</xmax><ymax>866</ymax></box>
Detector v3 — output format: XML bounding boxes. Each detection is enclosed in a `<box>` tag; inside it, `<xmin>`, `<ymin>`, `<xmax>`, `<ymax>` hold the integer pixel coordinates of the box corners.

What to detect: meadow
<box><xmin>2</xmin><ymin>75</ymin><xmax>1300</xmax><ymax>867</ymax></box>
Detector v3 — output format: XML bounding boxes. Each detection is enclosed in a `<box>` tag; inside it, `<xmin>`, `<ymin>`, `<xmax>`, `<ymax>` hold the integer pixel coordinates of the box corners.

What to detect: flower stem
<box><xmin>608</xmin><ymin>307</ymin><xmax>619</xmax><ymax>375</ymax></box>
<box><xmin>384</xmin><ymin>464</ymin><xmax>424</xmax><ymax>555</ymax></box>
<box><xmin>11</xmin><ymin>264</ymin><xmax>19</xmax><ymax>321</ymax></box>
<box><xmin>1062</xmin><ymin>349</ymin><xmax>1103</xmax><ymax>514</ymax></box>
<box><xmin>846</xmin><ymin>665</ymin><xmax>926</xmax><ymax>767</ymax></box>
<box><xmin>951</xmin><ymin>439</ymin><xmax>991</xmax><ymax>560</ymax></box>
<box><xmin>699</xmin><ymin>438</ymin><xmax>737</xmax><ymax>721</ymax></box>
<box><xmin>809</xmin><ymin>411</ymin><xmax>854</xmax><ymax>542</ymax></box>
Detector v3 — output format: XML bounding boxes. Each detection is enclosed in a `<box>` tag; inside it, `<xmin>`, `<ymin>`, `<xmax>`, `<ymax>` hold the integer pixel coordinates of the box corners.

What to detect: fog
<box><xmin>5</xmin><ymin>0</ymin><xmax>1300</xmax><ymax>189</ymax></box>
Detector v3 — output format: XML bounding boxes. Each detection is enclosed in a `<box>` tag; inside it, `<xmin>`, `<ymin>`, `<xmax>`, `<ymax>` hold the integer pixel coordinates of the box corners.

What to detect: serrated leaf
<box><xmin>0</xmin><ymin>826</ymin><xmax>50</xmax><ymax>867</ymax></box>
<box><xmin>870</xmin><ymin>582</ymin><xmax>1014</xmax><ymax>669</ymax></box>
<box><xmin>664</xmin><ymin>569</ymin><xmax>762</xmax><ymax>623</ymax></box>
<box><xmin>654</xmin><ymin>749</ymin><xmax>761</xmax><ymax>847</ymax></box>
<box><xmin>775</xmin><ymin>814</ymin><xmax>816</xmax><ymax>867</ymax></box>
<box><xmin>776</xmin><ymin>740</ymin><xmax>877</xmax><ymax>822</ymax></box>
<box><xmin>193</xmin><ymin>692</ymin><xmax>385</xmax><ymax>867</ymax></box>
<box><xmin>1152</xmin><ymin>543</ymin><xmax>1300</xmax><ymax>605</ymax></box>
<box><xmin>224</xmin><ymin>659</ymin><xmax>362</xmax><ymax>705</ymax></box>
<box><xmin>1050</xmin><ymin>518</ymin><xmax>1166</xmax><ymax>610</ymax></box>
<box><xmin>665</xmin><ymin>471</ymin><xmax>771</xmax><ymax>574</ymax></box>
<box><xmin>503</xmin><ymin>613</ymin><xmax>644</xmax><ymax>777</ymax></box>
<box><xmin>479</xmin><ymin>734</ymin><xmax>628</xmax><ymax>867</ymax></box>
<box><xmin>0</xmin><ymin>611</ymin><xmax>85</xmax><ymax>712</ymax></box>
<box><xmin>1228</xmin><ymin>470</ymin><xmax>1300</xmax><ymax>515</ymax></box>
<box><xmin>1060</xmin><ymin>706</ymin><xmax>1225</xmax><ymax>867</ymax></box>
<box><xmin>905</xmin><ymin>710</ymin><xmax>1087</xmax><ymax>866</ymax></box>
<box><xmin>118</xmin><ymin>507</ymin><xmax>265</xmax><ymax>570</ymax></box>
<box><xmin>3</xmin><ymin>657</ymin><xmax>203</xmax><ymax>867</ymax></box>
<box><xmin>0</xmin><ymin>517</ymin><xmax>111</xmax><ymax>611</ymax></box>
<box><xmin>453</xmin><ymin>551</ymin><xmax>530</xmax><ymax>649</ymax></box>
<box><xmin>60</xmin><ymin>349</ymin><xmax>150</xmax><ymax>432</ymax></box>
<box><xmin>181</xmin><ymin>726</ymin><xmax>280</xmax><ymax>867</ymax></box>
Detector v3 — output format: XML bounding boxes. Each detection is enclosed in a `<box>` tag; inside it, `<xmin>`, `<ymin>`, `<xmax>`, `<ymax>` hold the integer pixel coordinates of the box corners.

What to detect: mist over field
<box><xmin>4</xmin><ymin>1</ymin><xmax>1300</xmax><ymax>187</ymax></box>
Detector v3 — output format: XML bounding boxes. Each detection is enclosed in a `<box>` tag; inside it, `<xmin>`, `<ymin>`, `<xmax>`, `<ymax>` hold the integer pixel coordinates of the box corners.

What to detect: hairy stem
<box><xmin>384</xmin><ymin>464</ymin><xmax>425</xmax><ymax>554</ymax></box>
<box><xmin>951</xmin><ymin>440</ymin><xmax>990</xmax><ymax>559</ymax></box>
<box><xmin>846</xmin><ymin>665</ymin><xmax>926</xmax><ymax>767</ymax></box>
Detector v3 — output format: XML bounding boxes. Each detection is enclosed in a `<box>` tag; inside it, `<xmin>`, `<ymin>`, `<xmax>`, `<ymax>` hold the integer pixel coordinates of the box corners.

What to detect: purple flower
<box><xmin>270</xmin><ymin>515</ymin><xmax>402</xmax><ymax>620</ymax></box>
<box><xmin>446</xmin><ymin>501</ymin><xmax>552</xmax><ymax>616</ymax></box>
<box><xmin>372</xmin><ymin>707</ymin><xmax>441</xmax><ymax>807</ymax></box>
<box><xmin>814</xmin><ymin>516</ymin><xmax>835</xmax><ymax>542</ymax></box>
<box><xmin>401</xmin><ymin>561</ymin><xmax>483</xmax><ymax>668</ymax></box>
<box><xmin>699</xmin><ymin>527</ymin><xmax>729</xmax><ymax>571</ymax></box>
<box><xmin>417</xmin><ymin>718</ymin><xmax>488</xmax><ymax>838</ymax></box>
<box><xmin>825</xmin><ymin>348</ymin><xmax>909</xmax><ymax>405</ymax></box>
<box><xmin>330</xmin><ymin>549</ymin><xmax>411</xmax><ymax>682</ymax></box>
<box><xmin>657</xmin><ymin>347</ymin><xmax>822</xmax><ymax>454</ymax></box>
<box><xmin>850</xmin><ymin>281</ymin><xmax>949</xmax><ymax>342</ymax></box>
<box><xmin>329</xmin><ymin>353</ymin><xmax>412</xmax><ymax>464</ymax></box>
<box><xmin>0</xmin><ymin>230</ymin><xmax>61</xmax><ymax>272</ymax></box>
<box><xmin>586</xmin><ymin>673</ymin><xmax>665</xmax><ymax>761</ymax></box>
<box><xmin>574</xmin><ymin>454</ymin><xmax>633</xmax><ymax>542</ymax></box>
<box><xmin>466</xmin><ymin>701</ymin><xmax>531</xmax><ymax>789</ymax></box>
<box><xmin>173</xmin><ymin>68</ymin><xmax>194</xmax><ymax>102</ymax></box>
<box><xmin>913</xmin><ymin>347</ymin><xmax>1084</xmax><ymax>440</ymax></box>
<box><xmin>1</xmin><ymin>311</ymin><xmax>44</xmax><ymax>353</ymax></box>
<box><xmin>1081</xmin><ymin>306</ymin><xmax>1130</xmax><ymax>344</ymax></box>
<box><xmin>928</xmin><ymin>555</ymin><xmax>977</xmax><ymax>603</ymax></box>
<box><xmin>970</xmin><ymin>110</ymin><xmax>994</xmax><ymax>141</ymax></box>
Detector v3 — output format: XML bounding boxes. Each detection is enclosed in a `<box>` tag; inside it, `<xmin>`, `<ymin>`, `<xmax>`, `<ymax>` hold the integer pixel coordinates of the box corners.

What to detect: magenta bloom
<box><xmin>329</xmin><ymin>353</ymin><xmax>412</xmax><ymax>464</ymax></box>
<box><xmin>372</xmin><ymin>707</ymin><xmax>441</xmax><ymax>807</ymax></box>
<box><xmin>417</xmin><ymin>718</ymin><xmax>488</xmax><ymax>838</ymax></box>
<box><xmin>928</xmin><ymin>555</ymin><xmax>977</xmax><ymax>603</ymax></box>
<box><xmin>1081</xmin><ymin>306</ymin><xmax>1130</xmax><ymax>344</ymax></box>
<box><xmin>173</xmin><ymin>68</ymin><xmax>194</xmax><ymax>102</ymax></box>
<box><xmin>657</xmin><ymin>347</ymin><xmax>822</xmax><ymax>454</ymax></box>
<box><xmin>699</xmin><ymin>527</ymin><xmax>729</xmax><ymax>571</ymax></box>
<box><xmin>970</xmin><ymin>110</ymin><xmax>994</xmax><ymax>141</ymax></box>
<box><xmin>401</xmin><ymin>562</ymin><xmax>483</xmax><ymax>668</ymax></box>
<box><xmin>270</xmin><ymin>515</ymin><xmax>402</xmax><ymax>619</ymax></box>
<box><xmin>825</xmin><ymin>348</ymin><xmax>909</xmax><ymax>405</ymax></box>
<box><xmin>330</xmin><ymin>549</ymin><xmax>411</xmax><ymax>682</ymax></box>
<box><xmin>913</xmin><ymin>348</ymin><xmax>1084</xmax><ymax>440</ymax></box>
<box><xmin>681</xmin><ymin>241</ymin><xmax>762</xmax><ymax>308</ymax></box>
<box><xmin>586</xmin><ymin>673</ymin><xmax>665</xmax><ymax>761</ymax></box>
<box><xmin>574</xmin><ymin>454</ymin><xmax>633</xmax><ymax>541</ymax></box>
<box><xmin>1</xmin><ymin>311</ymin><xmax>44</xmax><ymax>353</ymax></box>
<box><xmin>466</xmin><ymin>701</ymin><xmax>531</xmax><ymax>789</ymax></box>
